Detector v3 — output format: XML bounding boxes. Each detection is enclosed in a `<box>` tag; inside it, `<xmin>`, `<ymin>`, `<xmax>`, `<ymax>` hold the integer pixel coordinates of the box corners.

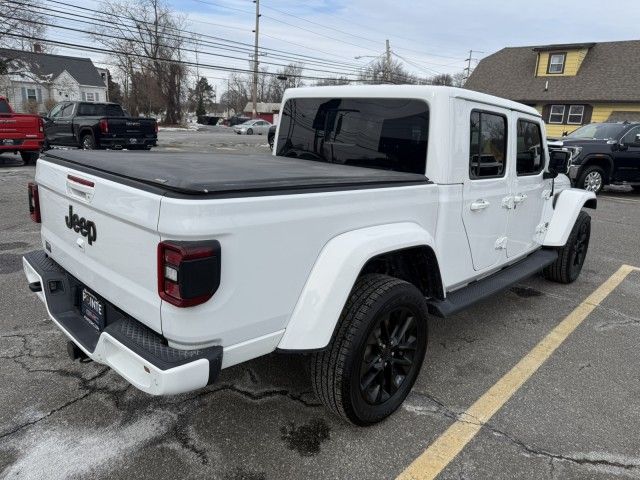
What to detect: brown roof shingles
<box><xmin>464</xmin><ymin>40</ymin><xmax>640</xmax><ymax>103</ymax></box>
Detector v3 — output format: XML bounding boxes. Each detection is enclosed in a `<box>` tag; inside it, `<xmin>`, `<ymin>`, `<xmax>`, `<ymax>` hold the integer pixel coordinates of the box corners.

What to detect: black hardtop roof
<box><xmin>43</xmin><ymin>150</ymin><xmax>429</xmax><ymax>197</ymax></box>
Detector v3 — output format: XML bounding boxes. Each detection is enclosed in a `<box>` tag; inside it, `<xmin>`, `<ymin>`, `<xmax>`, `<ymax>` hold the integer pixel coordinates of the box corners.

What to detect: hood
<box><xmin>549</xmin><ymin>138</ymin><xmax>611</xmax><ymax>147</ymax></box>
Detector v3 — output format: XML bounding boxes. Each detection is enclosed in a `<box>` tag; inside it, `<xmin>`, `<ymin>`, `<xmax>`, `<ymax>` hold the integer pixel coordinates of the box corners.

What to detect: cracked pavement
<box><xmin>1</xmin><ymin>143</ymin><xmax>640</xmax><ymax>479</ymax></box>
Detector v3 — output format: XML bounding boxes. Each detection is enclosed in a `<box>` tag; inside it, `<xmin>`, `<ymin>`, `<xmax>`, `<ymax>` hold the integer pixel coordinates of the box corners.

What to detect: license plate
<box><xmin>2</xmin><ymin>139</ymin><xmax>15</xmax><ymax>145</ymax></box>
<box><xmin>81</xmin><ymin>288</ymin><xmax>105</xmax><ymax>330</ymax></box>
<box><xmin>129</xmin><ymin>138</ymin><xmax>138</xmax><ymax>144</ymax></box>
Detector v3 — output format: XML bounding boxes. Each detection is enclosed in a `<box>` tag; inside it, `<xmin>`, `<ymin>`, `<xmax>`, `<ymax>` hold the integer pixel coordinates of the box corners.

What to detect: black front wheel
<box><xmin>246</xmin><ymin>128</ymin><xmax>254</xmax><ymax>135</ymax></box>
<box><xmin>311</xmin><ymin>274</ymin><xmax>428</xmax><ymax>425</ymax></box>
<box><xmin>577</xmin><ymin>166</ymin><xmax>605</xmax><ymax>194</ymax></box>
<box><xmin>543</xmin><ymin>211</ymin><xmax>591</xmax><ymax>284</ymax></box>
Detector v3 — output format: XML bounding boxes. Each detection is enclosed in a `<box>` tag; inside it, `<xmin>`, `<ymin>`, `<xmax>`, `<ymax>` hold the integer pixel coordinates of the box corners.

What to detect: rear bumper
<box><xmin>99</xmin><ymin>137</ymin><xmax>157</xmax><ymax>148</ymax></box>
<box><xmin>0</xmin><ymin>138</ymin><xmax>44</xmax><ymax>151</ymax></box>
<box><xmin>22</xmin><ymin>250</ymin><xmax>222</xmax><ymax>395</ymax></box>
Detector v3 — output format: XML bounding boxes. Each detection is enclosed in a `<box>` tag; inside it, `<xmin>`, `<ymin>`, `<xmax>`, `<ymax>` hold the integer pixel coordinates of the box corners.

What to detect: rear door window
<box><xmin>469</xmin><ymin>111</ymin><xmax>507</xmax><ymax>179</ymax></box>
<box><xmin>277</xmin><ymin>97</ymin><xmax>429</xmax><ymax>174</ymax></box>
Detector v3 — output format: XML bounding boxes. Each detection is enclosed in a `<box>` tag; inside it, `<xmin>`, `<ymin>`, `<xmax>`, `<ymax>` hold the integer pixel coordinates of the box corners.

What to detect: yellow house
<box><xmin>464</xmin><ymin>41</ymin><xmax>640</xmax><ymax>138</ymax></box>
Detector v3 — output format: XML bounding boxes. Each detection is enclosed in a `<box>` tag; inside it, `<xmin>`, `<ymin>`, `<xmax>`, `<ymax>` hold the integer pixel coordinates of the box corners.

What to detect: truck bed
<box><xmin>42</xmin><ymin>150</ymin><xmax>429</xmax><ymax>198</ymax></box>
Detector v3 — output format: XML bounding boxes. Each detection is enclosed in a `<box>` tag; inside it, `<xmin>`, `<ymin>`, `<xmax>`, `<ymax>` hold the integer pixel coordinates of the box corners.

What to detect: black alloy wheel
<box><xmin>359</xmin><ymin>307</ymin><xmax>420</xmax><ymax>405</ymax></box>
<box><xmin>568</xmin><ymin>217</ymin><xmax>590</xmax><ymax>279</ymax></box>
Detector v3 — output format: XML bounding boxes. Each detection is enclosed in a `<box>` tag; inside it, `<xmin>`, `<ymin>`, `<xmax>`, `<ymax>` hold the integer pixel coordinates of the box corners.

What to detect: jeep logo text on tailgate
<box><xmin>65</xmin><ymin>205</ymin><xmax>97</xmax><ymax>245</ymax></box>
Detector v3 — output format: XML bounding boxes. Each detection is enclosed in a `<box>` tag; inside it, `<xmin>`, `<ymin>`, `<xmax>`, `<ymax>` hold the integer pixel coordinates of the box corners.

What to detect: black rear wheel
<box><xmin>81</xmin><ymin>134</ymin><xmax>96</xmax><ymax>150</ymax></box>
<box><xmin>20</xmin><ymin>151</ymin><xmax>39</xmax><ymax>165</ymax></box>
<box><xmin>311</xmin><ymin>274</ymin><xmax>429</xmax><ymax>425</ymax></box>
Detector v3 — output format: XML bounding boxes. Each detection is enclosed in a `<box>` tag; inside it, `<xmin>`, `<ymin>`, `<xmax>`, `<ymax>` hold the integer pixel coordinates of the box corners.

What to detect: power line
<box><xmin>5</xmin><ymin>8</ymin><xmax>366</xmax><ymax>78</ymax></box>
<box><xmin>1</xmin><ymin>32</ymin><xmax>364</xmax><ymax>83</ymax></box>
<box><xmin>38</xmin><ymin>0</ymin><xmax>362</xmax><ymax>69</ymax></box>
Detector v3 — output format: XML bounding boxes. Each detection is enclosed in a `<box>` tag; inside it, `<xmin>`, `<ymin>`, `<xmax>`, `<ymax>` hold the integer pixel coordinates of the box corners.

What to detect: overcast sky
<box><xmin>51</xmin><ymin>0</ymin><xmax>640</xmax><ymax>94</ymax></box>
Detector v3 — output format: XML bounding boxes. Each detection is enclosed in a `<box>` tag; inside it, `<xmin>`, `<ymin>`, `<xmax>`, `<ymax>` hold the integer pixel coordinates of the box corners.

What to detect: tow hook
<box><xmin>28</xmin><ymin>281</ymin><xmax>42</xmax><ymax>293</ymax></box>
<box><xmin>66</xmin><ymin>341</ymin><xmax>89</xmax><ymax>361</ymax></box>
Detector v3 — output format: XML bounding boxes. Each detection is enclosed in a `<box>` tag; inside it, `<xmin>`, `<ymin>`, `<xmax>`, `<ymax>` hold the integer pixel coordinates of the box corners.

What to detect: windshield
<box><xmin>565</xmin><ymin>123</ymin><xmax>626</xmax><ymax>140</ymax></box>
<box><xmin>0</xmin><ymin>99</ymin><xmax>10</xmax><ymax>114</ymax></box>
<box><xmin>276</xmin><ymin>97</ymin><xmax>429</xmax><ymax>174</ymax></box>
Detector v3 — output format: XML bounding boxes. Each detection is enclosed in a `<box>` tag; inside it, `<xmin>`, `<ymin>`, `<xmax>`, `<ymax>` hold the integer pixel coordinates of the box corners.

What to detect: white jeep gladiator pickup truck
<box><xmin>23</xmin><ymin>86</ymin><xmax>596</xmax><ymax>425</ymax></box>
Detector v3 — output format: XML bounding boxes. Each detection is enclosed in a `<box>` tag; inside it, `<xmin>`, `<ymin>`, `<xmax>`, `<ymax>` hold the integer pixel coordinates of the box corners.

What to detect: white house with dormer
<box><xmin>0</xmin><ymin>47</ymin><xmax>108</xmax><ymax>114</ymax></box>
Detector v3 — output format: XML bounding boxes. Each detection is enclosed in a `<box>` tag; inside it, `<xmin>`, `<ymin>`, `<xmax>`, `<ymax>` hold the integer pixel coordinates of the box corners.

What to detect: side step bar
<box><xmin>427</xmin><ymin>249</ymin><xmax>558</xmax><ymax>318</ymax></box>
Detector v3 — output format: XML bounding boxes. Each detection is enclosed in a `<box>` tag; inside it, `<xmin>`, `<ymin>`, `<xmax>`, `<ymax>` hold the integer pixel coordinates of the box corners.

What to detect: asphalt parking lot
<box><xmin>1</xmin><ymin>136</ymin><xmax>640</xmax><ymax>480</ymax></box>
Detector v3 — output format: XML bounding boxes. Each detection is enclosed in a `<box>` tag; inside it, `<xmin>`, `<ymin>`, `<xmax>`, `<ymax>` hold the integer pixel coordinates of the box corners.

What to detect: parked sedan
<box><xmin>233</xmin><ymin>119</ymin><xmax>271</xmax><ymax>135</ymax></box>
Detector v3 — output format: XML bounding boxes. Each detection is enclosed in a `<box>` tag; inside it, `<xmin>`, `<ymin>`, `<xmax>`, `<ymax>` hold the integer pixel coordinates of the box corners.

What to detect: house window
<box><xmin>547</xmin><ymin>53</ymin><xmax>566</xmax><ymax>74</ymax></box>
<box><xmin>85</xmin><ymin>92</ymin><xmax>95</xmax><ymax>101</ymax></box>
<box><xmin>549</xmin><ymin>105</ymin><xmax>565</xmax><ymax>124</ymax></box>
<box><xmin>26</xmin><ymin>88</ymin><xmax>37</xmax><ymax>101</ymax></box>
<box><xmin>469</xmin><ymin>110</ymin><xmax>507</xmax><ymax>179</ymax></box>
<box><xmin>567</xmin><ymin>105</ymin><xmax>585</xmax><ymax>125</ymax></box>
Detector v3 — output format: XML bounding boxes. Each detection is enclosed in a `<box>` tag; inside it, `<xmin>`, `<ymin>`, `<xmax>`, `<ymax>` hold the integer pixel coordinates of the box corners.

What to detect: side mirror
<box><xmin>545</xmin><ymin>149</ymin><xmax>571</xmax><ymax>178</ymax></box>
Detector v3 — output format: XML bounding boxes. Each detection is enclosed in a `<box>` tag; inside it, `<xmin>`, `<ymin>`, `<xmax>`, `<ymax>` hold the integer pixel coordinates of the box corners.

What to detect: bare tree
<box><xmin>315</xmin><ymin>76</ymin><xmax>350</xmax><ymax>86</ymax></box>
<box><xmin>0</xmin><ymin>0</ymin><xmax>51</xmax><ymax>52</ymax></box>
<box><xmin>92</xmin><ymin>0</ymin><xmax>188</xmax><ymax>123</ymax></box>
<box><xmin>359</xmin><ymin>57</ymin><xmax>416</xmax><ymax>85</ymax></box>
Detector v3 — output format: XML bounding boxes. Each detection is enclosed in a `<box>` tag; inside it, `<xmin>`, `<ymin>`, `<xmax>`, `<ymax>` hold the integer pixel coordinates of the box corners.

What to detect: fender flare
<box><xmin>544</xmin><ymin>188</ymin><xmax>596</xmax><ymax>247</ymax></box>
<box><xmin>277</xmin><ymin>222</ymin><xmax>442</xmax><ymax>351</ymax></box>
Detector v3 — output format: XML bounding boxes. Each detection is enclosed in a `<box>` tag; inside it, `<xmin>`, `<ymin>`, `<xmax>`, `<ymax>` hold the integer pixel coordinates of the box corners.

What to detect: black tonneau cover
<box><xmin>43</xmin><ymin>150</ymin><xmax>429</xmax><ymax>197</ymax></box>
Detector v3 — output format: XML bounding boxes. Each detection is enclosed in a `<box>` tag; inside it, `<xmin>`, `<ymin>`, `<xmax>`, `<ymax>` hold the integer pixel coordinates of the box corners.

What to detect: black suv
<box><xmin>550</xmin><ymin>122</ymin><xmax>640</xmax><ymax>194</ymax></box>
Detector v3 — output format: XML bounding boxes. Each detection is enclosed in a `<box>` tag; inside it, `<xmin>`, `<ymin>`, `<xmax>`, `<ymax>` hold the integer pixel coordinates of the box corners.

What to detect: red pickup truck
<box><xmin>0</xmin><ymin>96</ymin><xmax>45</xmax><ymax>164</ymax></box>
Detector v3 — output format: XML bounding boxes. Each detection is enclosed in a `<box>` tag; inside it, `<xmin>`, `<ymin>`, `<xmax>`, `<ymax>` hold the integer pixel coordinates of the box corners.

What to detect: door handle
<box><xmin>470</xmin><ymin>199</ymin><xmax>490</xmax><ymax>211</ymax></box>
<box><xmin>514</xmin><ymin>193</ymin><xmax>528</xmax><ymax>204</ymax></box>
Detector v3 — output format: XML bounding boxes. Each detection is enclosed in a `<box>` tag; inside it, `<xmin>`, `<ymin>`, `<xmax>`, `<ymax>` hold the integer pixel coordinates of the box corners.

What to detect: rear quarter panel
<box><xmin>158</xmin><ymin>185</ymin><xmax>439</xmax><ymax>351</ymax></box>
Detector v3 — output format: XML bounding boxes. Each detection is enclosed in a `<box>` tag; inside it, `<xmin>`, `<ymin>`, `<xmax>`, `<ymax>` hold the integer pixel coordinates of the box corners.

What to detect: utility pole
<box><xmin>251</xmin><ymin>0</ymin><xmax>260</xmax><ymax>118</ymax></box>
<box><xmin>385</xmin><ymin>39</ymin><xmax>391</xmax><ymax>83</ymax></box>
<box><xmin>463</xmin><ymin>50</ymin><xmax>484</xmax><ymax>81</ymax></box>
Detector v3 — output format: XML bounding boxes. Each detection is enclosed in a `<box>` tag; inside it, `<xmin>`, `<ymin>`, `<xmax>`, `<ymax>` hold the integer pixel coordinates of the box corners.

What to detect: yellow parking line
<box><xmin>397</xmin><ymin>264</ymin><xmax>639</xmax><ymax>480</ymax></box>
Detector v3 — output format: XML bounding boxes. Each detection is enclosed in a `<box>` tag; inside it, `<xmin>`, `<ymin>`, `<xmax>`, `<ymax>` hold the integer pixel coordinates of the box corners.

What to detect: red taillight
<box><xmin>28</xmin><ymin>182</ymin><xmax>41</xmax><ymax>223</ymax></box>
<box><xmin>158</xmin><ymin>240</ymin><xmax>221</xmax><ymax>307</ymax></box>
<box><xmin>154</xmin><ymin>122</ymin><xmax>158</xmax><ymax>134</ymax></box>
<box><xmin>38</xmin><ymin>117</ymin><xmax>44</xmax><ymax>133</ymax></box>
<box><xmin>99</xmin><ymin>119</ymin><xmax>109</xmax><ymax>134</ymax></box>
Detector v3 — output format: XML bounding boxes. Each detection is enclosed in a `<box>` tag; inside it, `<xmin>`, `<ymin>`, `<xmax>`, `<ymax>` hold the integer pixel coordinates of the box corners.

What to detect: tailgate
<box><xmin>0</xmin><ymin>114</ymin><xmax>40</xmax><ymax>140</ymax></box>
<box><xmin>106</xmin><ymin>117</ymin><xmax>156</xmax><ymax>137</ymax></box>
<box><xmin>35</xmin><ymin>158</ymin><xmax>163</xmax><ymax>332</ymax></box>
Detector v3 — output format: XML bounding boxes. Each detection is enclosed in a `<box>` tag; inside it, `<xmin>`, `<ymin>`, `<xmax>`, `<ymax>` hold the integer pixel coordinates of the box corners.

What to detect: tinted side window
<box><xmin>621</xmin><ymin>126</ymin><xmax>640</xmax><ymax>145</ymax></box>
<box><xmin>470</xmin><ymin>111</ymin><xmax>507</xmax><ymax>179</ymax></box>
<box><xmin>49</xmin><ymin>104</ymin><xmax>63</xmax><ymax>118</ymax></box>
<box><xmin>277</xmin><ymin>98</ymin><xmax>429</xmax><ymax>174</ymax></box>
<box><xmin>60</xmin><ymin>103</ymin><xmax>75</xmax><ymax>117</ymax></box>
<box><xmin>516</xmin><ymin>120</ymin><xmax>545</xmax><ymax>175</ymax></box>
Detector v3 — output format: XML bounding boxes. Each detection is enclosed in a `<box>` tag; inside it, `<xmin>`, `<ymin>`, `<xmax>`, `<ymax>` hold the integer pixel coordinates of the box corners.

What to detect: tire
<box><xmin>81</xmin><ymin>133</ymin><xmax>96</xmax><ymax>150</ymax></box>
<box><xmin>577</xmin><ymin>166</ymin><xmax>605</xmax><ymax>194</ymax></box>
<box><xmin>311</xmin><ymin>274</ymin><xmax>429</xmax><ymax>426</ymax></box>
<box><xmin>268</xmin><ymin>135</ymin><xmax>274</xmax><ymax>150</ymax></box>
<box><xmin>632</xmin><ymin>186</ymin><xmax>640</xmax><ymax>193</ymax></box>
<box><xmin>246</xmin><ymin>128</ymin><xmax>253</xmax><ymax>135</ymax></box>
<box><xmin>20</xmin><ymin>151</ymin><xmax>39</xmax><ymax>165</ymax></box>
<box><xmin>543</xmin><ymin>211</ymin><xmax>591</xmax><ymax>284</ymax></box>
